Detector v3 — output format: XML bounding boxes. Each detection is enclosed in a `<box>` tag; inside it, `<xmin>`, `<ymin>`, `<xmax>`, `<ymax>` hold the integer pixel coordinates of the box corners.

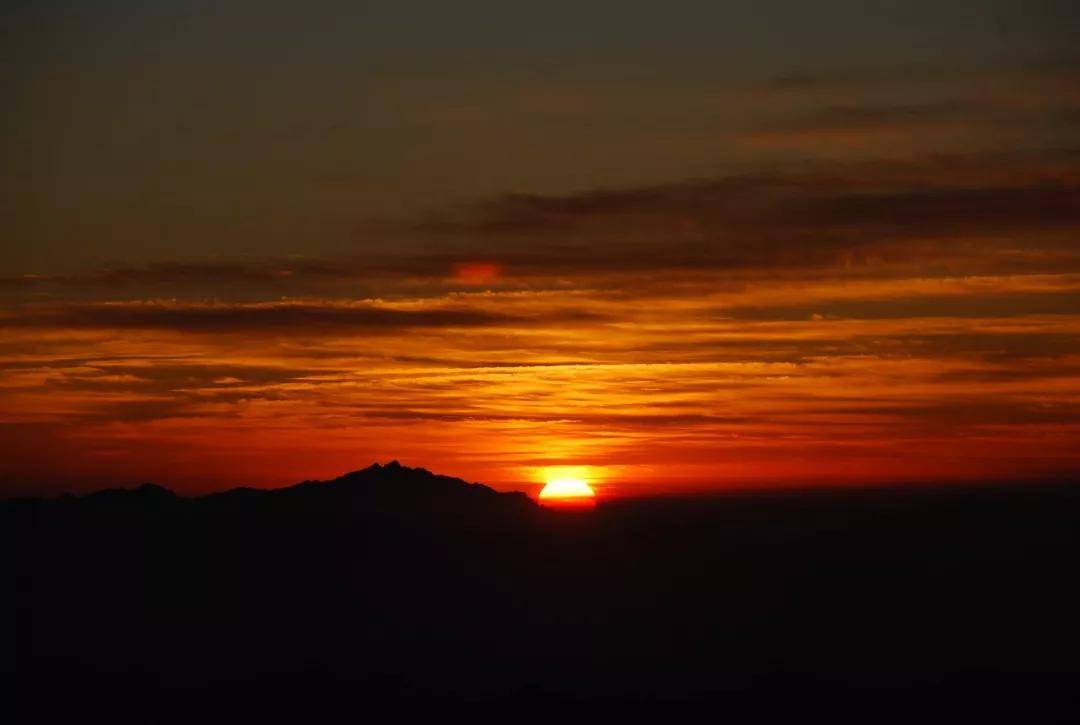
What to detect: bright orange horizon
<box><xmin>2</xmin><ymin>258</ymin><xmax>1078</xmax><ymax>498</ymax></box>
<box><xmin>2</xmin><ymin>236</ymin><xmax>1079</xmax><ymax>497</ymax></box>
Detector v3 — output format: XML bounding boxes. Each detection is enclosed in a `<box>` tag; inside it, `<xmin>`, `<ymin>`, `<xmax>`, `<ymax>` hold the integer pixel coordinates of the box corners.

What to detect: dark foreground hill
<box><xmin>7</xmin><ymin>464</ymin><xmax>1080</xmax><ymax>720</ymax></box>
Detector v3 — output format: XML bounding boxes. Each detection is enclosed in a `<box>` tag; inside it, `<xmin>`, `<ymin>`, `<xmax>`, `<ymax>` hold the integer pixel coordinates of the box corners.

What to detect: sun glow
<box><xmin>537</xmin><ymin>466</ymin><xmax>601</xmax><ymax>497</ymax></box>
<box><xmin>537</xmin><ymin>466</ymin><xmax>597</xmax><ymax>509</ymax></box>
<box><xmin>539</xmin><ymin>477</ymin><xmax>595</xmax><ymax>500</ymax></box>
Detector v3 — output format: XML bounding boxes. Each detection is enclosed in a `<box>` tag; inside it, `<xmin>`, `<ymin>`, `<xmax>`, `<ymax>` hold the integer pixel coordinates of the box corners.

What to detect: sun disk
<box><xmin>539</xmin><ymin>476</ymin><xmax>595</xmax><ymax>501</ymax></box>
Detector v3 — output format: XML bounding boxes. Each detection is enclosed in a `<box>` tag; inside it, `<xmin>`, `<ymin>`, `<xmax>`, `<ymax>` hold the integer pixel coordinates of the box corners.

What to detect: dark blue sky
<box><xmin>4</xmin><ymin>1</ymin><xmax>1078</xmax><ymax>272</ymax></box>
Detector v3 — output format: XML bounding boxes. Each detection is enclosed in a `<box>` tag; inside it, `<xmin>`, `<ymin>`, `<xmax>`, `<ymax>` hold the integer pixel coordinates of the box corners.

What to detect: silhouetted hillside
<box><xmin>8</xmin><ymin>467</ymin><xmax>1080</xmax><ymax>720</ymax></box>
<box><xmin>16</xmin><ymin>460</ymin><xmax>532</xmax><ymax>514</ymax></box>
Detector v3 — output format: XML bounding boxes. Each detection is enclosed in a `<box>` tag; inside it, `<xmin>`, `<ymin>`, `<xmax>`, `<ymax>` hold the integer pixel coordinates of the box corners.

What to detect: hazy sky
<box><xmin>6</xmin><ymin>0</ymin><xmax>1078</xmax><ymax>270</ymax></box>
<box><xmin>2</xmin><ymin>1</ymin><xmax>1079</xmax><ymax>494</ymax></box>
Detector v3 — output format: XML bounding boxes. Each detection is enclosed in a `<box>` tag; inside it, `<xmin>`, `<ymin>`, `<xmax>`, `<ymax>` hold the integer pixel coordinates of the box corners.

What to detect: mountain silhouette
<box><xmin>23</xmin><ymin>461</ymin><xmax>536</xmax><ymax>523</ymax></box>
<box><xmin>276</xmin><ymin>459</ymin><xmax>535</xmax><ymax>511</ymax></box>
<box><xmin>41</xmin><ymin>460</ymin><xmax>528</xmax><ymax>507</ymax></box>
<box><xmin>7</xmin><ymin>467</ymin><xmax>1080</xmax><ymax>720</ymax></box>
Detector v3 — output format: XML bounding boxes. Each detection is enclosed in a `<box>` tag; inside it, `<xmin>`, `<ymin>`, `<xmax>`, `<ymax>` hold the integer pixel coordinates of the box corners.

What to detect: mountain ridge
<box><xmin>4</xmin><ymin>460</ymin><xmax>536</xmax><ymax>513</ymax></box>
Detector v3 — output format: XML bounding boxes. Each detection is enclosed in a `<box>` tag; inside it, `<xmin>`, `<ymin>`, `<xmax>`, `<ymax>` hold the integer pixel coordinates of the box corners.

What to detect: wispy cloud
<box><xmin>0</xmin><ymin>300</ymin><xmax>577</xmax><ymax>333</ymax></box>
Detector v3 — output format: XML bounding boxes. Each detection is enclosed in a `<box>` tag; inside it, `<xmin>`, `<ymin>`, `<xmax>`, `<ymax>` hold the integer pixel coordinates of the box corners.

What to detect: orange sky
<box><xmin>3</xmin><ymin>211</ymin><xmax>1078</xmax><ymax>495</ymax></box>
<box><xmin>2</xmin><ymin>5</ymin><xmax>1079</xmax><ymax>496</ymax></box>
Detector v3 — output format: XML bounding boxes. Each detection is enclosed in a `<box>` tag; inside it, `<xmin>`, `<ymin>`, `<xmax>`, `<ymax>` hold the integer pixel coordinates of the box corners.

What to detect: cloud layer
<box><xmin>3</xmin><ymin>60</ymin><xmax>1080</xmax><ymax>494</ymax></box>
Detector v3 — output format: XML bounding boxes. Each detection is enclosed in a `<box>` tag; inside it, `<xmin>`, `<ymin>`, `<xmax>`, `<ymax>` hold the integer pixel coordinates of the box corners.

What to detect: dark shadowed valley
<box><xmin>8</xmin><ymin>463</ymin><xmax>1080</xmax><ymax>719</ymax></box>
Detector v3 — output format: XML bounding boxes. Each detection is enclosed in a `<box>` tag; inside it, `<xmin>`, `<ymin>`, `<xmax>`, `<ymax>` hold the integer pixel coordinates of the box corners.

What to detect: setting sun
<box><xmin>538</xmin><ymin>469</ymin><xmax>597</xmax><ymax>509</ymax></box>
<box><xmin>539</xmin><ymin>477</ymin><xmax>595</xmax><ymax>500</ymax></box>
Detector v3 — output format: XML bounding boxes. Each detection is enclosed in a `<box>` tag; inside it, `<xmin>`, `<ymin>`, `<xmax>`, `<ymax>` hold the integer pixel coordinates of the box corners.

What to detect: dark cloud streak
<box><xmin>0</xmin><ymin>301</ymin><xmax>596</xmax><ymax>334</ymax></box>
